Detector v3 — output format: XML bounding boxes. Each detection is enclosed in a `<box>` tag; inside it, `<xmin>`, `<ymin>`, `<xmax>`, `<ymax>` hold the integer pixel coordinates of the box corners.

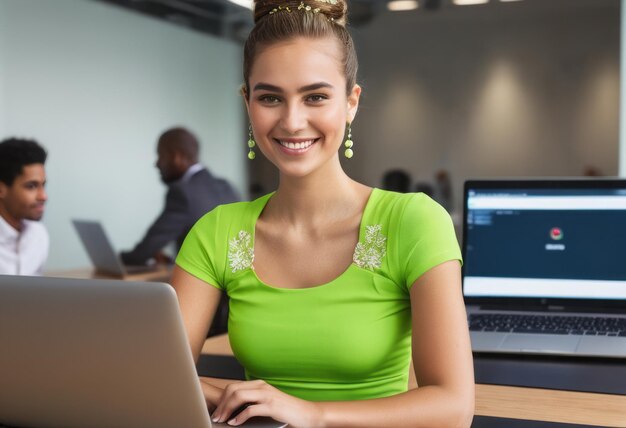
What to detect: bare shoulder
<box><xmin>352</xmin><ymin>181</ymin><xmax>373</xmax><ymax>201</ymax></box>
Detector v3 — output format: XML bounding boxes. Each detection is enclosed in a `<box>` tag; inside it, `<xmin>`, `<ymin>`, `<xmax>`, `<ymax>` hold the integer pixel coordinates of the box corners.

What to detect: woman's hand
<box><xmin>211</xmin><ymin>380</ymin><xmax>323</xmax><ymax>427</ymax></box>
<box><xmin>200</xmin><ymin>378</ymin><xmax>225</xmax><ymax>411</ymax></box>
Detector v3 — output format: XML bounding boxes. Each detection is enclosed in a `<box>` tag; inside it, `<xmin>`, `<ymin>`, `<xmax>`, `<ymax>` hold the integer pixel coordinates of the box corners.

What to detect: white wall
<box><xmin>0</xmin><ymin>0</ymin><xmax>245</xmax><ymax>270</ymax></box>
<box><xmin>344</xmin><ymin>0</ymin><xmax>619</xmax><ymax>213</ymax></box>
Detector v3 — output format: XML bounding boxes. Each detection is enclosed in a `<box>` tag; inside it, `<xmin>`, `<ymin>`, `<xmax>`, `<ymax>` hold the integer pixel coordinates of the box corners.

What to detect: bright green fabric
<box><xmin>176</xmin><ymin>188</ymin><xmax>461</xmax><ymax>401</ymax></box>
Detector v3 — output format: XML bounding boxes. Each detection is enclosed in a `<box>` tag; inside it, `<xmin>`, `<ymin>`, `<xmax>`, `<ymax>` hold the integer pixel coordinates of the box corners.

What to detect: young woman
<box><xmin>171</xmin><ymin>0</ymin><xmax>475</xmax><ymax>426</ymax></box>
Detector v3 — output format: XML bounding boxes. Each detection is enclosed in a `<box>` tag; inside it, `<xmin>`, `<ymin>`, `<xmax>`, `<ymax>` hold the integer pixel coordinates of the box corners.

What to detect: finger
<box><xmin>216</xmin><ymin>380</ymin><xmax>267</xmax><ymax>411</ymax></box>
<box><xmin>226</xmin><ymin>379</ymin><xmax>267</xmax><ymax>391</ymax></box>
<box><xmin>212</xmin><ymin>381</ymin><xmax>243</xmax><ymax>419</ymax></box>
<box><xmin>212</xmin><ymin>388</ymin><xmax>266</xmax><ymax>423</ymax></box>
<box><xmin>221</xmin><ymin>387</ymin><xmax>265</xmax><ymax>416</ymax></box>
<box><xmin>227</xmin><ymin>403</ymin><xmax>271</xmax><ymax>426</ymax></box>
<box><xmin>221</xmin><ymin>380</ymin><xmax>267</xmax><ymax>399</ymax></box>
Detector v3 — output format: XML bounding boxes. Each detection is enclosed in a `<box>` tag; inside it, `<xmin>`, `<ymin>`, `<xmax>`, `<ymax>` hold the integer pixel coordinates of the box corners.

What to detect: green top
<box><xmin>176</xmin><ymin>188</ymin><xmax>461</xmax><ymax>401</ymax></box>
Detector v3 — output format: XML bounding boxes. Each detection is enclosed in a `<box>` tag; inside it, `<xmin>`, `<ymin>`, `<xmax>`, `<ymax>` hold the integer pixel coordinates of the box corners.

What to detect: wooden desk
<box><xmin>45</xmin><ymin>265</ymin><xmax>172</xmax><ymax>282</ymax></box>
<box><xmin>202</xmin><ymin>334</ymin><xmax>626</xmax><ymax>427</ymax></box>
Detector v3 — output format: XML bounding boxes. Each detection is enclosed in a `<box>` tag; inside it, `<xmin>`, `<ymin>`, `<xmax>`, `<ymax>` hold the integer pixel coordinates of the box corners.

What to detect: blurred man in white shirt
<box><xmin>0</xmin><ymin>138</ymin><xmax>49</xmax><ymax>275</ymax></box>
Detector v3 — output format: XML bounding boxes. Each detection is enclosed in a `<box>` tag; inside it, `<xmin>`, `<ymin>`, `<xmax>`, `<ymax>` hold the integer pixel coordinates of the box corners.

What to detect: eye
<box><xmin>258</xmin><ymin>95</ymin><xmax>281</xmax><ymax>104</ymax></box>
<box><xmin>306</xmin><ymin>94</ymin><xmax>328</xmax><ymax>103</ymax></box>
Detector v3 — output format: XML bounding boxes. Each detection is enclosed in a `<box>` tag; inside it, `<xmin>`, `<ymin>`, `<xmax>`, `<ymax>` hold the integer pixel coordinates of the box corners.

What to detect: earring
<box><xmin>247</xmin><ymin>124</ymin><xmax>256</xmax><ymax>160</ymax></box>
<box><xmin>344</xmin><ymin>123</ymin><xmax>354</xmax><ymax>159</ymax></box>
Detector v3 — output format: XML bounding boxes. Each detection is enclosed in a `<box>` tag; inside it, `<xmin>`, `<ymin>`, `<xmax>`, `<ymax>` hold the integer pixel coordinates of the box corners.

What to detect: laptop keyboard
<box><xmin>469</xmin><ymin>314</ymin><xmax>626</xmax><ymax>336</ymax></box>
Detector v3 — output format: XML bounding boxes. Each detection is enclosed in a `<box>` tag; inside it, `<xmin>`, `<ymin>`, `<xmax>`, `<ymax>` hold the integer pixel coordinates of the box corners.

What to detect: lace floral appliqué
<box><xmin>353</xmin><ymin>224</ymin><xmax>387</xmax><ymax>270</ymax></box>
<box><xmin>228</xmin><ymin>230</ymin><xmax>254</xmax><ymax>273</ymax></box>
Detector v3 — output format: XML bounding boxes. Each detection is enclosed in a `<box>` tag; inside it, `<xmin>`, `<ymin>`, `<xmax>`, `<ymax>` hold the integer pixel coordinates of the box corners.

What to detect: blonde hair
<box><xmin>243</xmin><ymin>0</ymin><xmax>358</xmax><ymax>96</ymax></box>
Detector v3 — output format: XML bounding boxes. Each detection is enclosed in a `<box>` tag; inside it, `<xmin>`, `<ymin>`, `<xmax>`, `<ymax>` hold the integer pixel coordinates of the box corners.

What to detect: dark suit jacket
<box><xmin>121</xmin><ymin>167</ymin><xmax>238</xmax><ymax>337</ymax></box>
<box><xmin>121</xmin><ymin>168</ymin><xmax>239</xmax><ymax>265</ymax></box>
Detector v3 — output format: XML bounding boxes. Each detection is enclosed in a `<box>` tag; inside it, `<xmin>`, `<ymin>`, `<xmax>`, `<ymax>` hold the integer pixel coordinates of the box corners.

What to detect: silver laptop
<box><xmin>0</xmin><ymin>275</ymin><xmax>285</xmax><ymax>428</ymax></box>
<box><xmin>72</xmin><ymin>219</ymin><xmax>155</xmax><ymax>276</ymax></box>
<box><xmin>463</xmin><ymin>179</ymin><xmax>626</xmax><ymax>357</ymax></box>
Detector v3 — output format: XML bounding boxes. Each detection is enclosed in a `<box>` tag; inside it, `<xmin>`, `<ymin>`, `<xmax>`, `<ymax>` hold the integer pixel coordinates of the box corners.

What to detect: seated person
<box><xmin>122</xmin><ymin>128</ymin><xmax>239</xmax><ymax>337</ymax></box>
<box><xmin>170</xmin><ymin>1</ymin><xmax>475</xmax><ymax>426</ymax></box>
<box><xmin>0</xmin><ymin>138</ymin><xmax>49</xmax><ymax>275</ymax></box>
<box><xmin>121</xmin><ymin>127</ymin><xmax>240</xmax><ymax>266</ymax></box>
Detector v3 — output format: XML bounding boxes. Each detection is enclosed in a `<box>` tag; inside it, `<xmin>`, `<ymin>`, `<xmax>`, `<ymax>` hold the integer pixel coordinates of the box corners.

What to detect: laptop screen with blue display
<box><xmin>463</xmin><ymin>181</ymin><xmax>626</xmax><ymax>301</ymax></box>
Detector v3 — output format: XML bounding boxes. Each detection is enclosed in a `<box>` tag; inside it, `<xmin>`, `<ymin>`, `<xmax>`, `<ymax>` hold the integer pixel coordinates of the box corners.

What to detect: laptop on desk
<box><xmin>0</xmin><ymin>275</ymin><xmax>285</xmax><ymax>428</ymax></box>
<box><xmin>72</xmin><ymin>219</ymin><xmax>156</xmax><ymax>277</ymax></box>
<box><xmin>462</xmin><ymin>179</ymin><xmax>626</xmax><ymax>358</ymax></box>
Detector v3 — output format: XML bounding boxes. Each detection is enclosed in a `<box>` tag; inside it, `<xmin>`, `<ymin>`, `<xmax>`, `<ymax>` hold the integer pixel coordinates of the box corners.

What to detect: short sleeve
<box><xmin>399</xmin><ymin>194</ymin><xmax>462</xmax><ymax>288</ymax></box>
<box><xmin>175</xmin><ymin>207</ymin><xmax>225</xmax><ymax>290</ymax></box>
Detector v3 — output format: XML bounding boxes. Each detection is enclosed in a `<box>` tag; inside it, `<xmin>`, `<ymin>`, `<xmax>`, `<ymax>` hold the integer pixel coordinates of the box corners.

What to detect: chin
<box><xmin>278</xmin><ymin>154</ymin><xmax>340</xmax><ymax>179</ymax></box>
<box><xmin>26</xmin><ymin>213</ymin><xmax>44</xmax><ymax>222</ymax></box>
<box><xmin>278</xmin><ymin>163</ymin><xmax>323</xmax><ymax>180</ymax></box>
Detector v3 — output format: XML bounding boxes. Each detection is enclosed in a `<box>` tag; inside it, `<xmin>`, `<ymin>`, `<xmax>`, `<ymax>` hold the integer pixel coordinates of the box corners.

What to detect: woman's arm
<box><xmin>318</xmin><ymin>260</ymin><xmax>474</xmax><ymax>427</ymax></box>
<box><xmin>214</xmin><ymin>260</ymin><xmax>474</xmax><ymax>428</ymax></box>
<box><xmin>170</xmin><ymin>266</ymin><xmax>227</xmax><ymax>408</ymax></box>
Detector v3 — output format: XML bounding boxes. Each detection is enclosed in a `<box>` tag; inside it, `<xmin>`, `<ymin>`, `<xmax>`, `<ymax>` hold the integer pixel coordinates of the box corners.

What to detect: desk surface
<box><xmin>202</xmin><ymin>334</ymin><xmax>626</xmax><ymax>427</ymax></box>
<box><xmin>45</xmin><ymin>265</ymin><xmax>172</xmax><ymax>282</ymax></box>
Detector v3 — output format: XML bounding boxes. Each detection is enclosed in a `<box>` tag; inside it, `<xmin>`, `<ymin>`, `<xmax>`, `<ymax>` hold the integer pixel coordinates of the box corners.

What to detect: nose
<box><xmin>38</xmin><ymin>187</ymin><xmax>48</xmax><ymax>202</ymax></box>
<box><xmin>279</xmin><ymin>102</ymin><xmax>307</xmax><ymax>134</ymax></box>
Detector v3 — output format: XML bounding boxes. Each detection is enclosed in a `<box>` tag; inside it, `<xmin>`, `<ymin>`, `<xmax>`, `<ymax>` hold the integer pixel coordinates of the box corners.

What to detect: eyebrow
<box><xmin>23</xmin><ymin>179</ymin><xmax>45</xmax><ymax>186</ymax></box>
<box><xmin>252</xmin><ymin>82</ymin><xmax>334</xmax><ymax>93</ymax></box>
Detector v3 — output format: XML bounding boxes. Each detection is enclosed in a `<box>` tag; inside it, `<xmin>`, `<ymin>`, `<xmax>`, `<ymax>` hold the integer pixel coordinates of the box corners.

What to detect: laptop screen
<box><xmin>463</xmin><ymin>180</ymin><xmax>626</xmax><ymax>302</ymax></box>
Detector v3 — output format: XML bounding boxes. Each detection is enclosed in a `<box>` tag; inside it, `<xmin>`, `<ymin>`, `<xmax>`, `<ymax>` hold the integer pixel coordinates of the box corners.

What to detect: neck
<box><xmin>269</xmin><ymin>156</ymin><xmax>367</xmax><ymax>228</ymax></box>
<box><xmin>0</xmin><ymin>206</ymin><xmax>22</xmax><ymax>232</ymax></box>
<box><xmin>179</xmin><ymin>162</ymin><xmax>194</xmax><ymax>175</ymax></box>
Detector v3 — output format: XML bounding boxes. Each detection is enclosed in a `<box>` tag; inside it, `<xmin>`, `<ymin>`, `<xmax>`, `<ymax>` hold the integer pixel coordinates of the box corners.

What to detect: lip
<box><xmin>274</xmin><ymin>138</ymin><xmax>319</xmax><ymax>155</ymax></box>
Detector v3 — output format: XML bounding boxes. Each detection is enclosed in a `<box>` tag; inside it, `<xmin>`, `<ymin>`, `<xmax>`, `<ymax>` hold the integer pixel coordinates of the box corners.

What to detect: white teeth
<box><xmin>279</xmin><ymin>139</ymin><xmax>314</xmax><ymax>150</ymax></box>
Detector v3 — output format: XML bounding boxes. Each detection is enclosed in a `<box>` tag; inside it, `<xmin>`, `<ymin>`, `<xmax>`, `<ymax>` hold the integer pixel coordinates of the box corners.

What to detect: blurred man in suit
<box><xmin>121</xmin><ymin>127</ymin><xmax>239</xmax><ymax>266</ymax></box>
<box><xmin>0</xmin><ymin>138</ymin><xmax>49</xmax><ymax>275</ymax></box>
<box><xmin>121</xmin><ymin>127</ymin><xmax>239</xmax><ymax>336</ymax></box>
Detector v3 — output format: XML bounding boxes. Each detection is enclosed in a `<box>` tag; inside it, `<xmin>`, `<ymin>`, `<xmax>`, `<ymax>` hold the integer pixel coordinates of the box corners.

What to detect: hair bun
<box><xmin>253</xmin><ymin>0</ymin><xmax>348</xmax><ymax>26</ymax></box>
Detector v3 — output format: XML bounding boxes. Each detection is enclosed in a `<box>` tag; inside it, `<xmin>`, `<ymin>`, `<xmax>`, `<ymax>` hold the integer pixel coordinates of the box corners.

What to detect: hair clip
<box><xmin>268</xmin><ymin>1</ymin><xmax>327</xmax><ymax>17</ymax></box>
<box><xmin>297</xmin><ymin>2</ymin><xmax>312</xmax><ymax>11</ymax></box>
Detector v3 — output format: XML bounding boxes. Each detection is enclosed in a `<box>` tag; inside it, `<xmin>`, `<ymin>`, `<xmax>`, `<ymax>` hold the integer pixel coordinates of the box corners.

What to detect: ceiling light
<box><xmin>227</xmin><ymin>0</ymin><xmax>253</xmax><ymax>10</ymax></box>
<box><xmin>453</xmin><ymin>0</ymin><xmax>489</xmax><ymax>5</ymax></box>
<box><xmin>387</xmin><ymin>0</ymin><xmax>419</xmax><ymax>11</ymax></box>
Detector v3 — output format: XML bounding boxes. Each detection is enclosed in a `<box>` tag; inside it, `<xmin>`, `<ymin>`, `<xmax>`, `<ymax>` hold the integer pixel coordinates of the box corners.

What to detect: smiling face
<box><xmin>245</xmin><ymin>36</ymin><xmax>361</xmax><ymax>179</ymax></box>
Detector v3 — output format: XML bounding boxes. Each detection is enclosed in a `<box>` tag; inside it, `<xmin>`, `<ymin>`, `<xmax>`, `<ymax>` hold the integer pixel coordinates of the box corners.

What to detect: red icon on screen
<box><xmin>550</xmin><ymin>227</ymin><xmax>563</xmax><ymax>240</ymax></box>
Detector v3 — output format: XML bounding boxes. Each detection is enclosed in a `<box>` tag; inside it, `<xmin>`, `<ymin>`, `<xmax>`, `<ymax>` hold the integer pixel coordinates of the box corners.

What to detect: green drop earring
<box><xmin>248</xmin><ymin>124</ymin><xmax>256</xmax><ymax>160</ymax></box>
<box><xmin>344</xmin><ymin>123</ymin><xmax>354</xmax><ymax>159</ymax></box>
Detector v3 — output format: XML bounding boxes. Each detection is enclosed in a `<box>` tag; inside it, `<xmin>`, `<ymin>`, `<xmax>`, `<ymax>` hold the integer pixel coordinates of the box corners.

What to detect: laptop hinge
<box><xmin>479</xmin><ymin>303</ymin><xmax>626</xmax><ymax>315</ymax></box>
